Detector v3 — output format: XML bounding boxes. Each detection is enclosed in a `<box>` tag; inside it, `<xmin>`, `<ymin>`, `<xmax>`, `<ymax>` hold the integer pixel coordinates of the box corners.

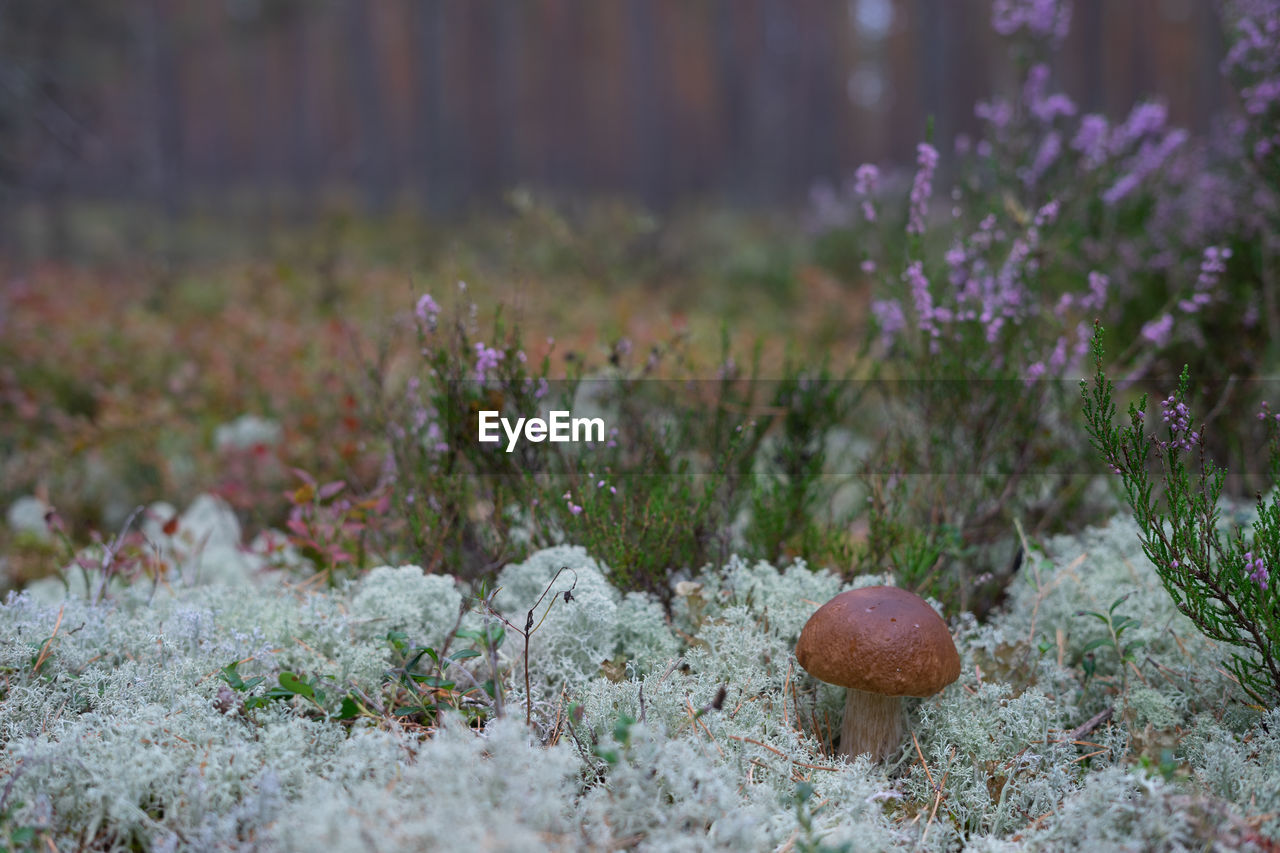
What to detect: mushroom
<box><xmin>795</xmin><ymin>586</ymin><xmax>960</xmax><ymax>762</ymax></box>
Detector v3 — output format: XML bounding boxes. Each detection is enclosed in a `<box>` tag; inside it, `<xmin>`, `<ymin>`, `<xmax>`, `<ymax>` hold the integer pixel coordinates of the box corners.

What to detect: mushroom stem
<box><xmin>839</xmin><ymin>688</ymin><xmax>904</xmax><ymax>762</ymax></box>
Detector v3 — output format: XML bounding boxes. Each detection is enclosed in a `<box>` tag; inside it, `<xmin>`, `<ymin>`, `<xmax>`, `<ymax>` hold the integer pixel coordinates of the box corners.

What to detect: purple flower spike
<box><xmin>415</xmin><ymin>294</ymin><xmax>441</xmax><ymax>328</ymax></box>
<box><xmin>907</xmin><ymin>143</ymin><xmax>939</xmax><ymax>236</ymax></box>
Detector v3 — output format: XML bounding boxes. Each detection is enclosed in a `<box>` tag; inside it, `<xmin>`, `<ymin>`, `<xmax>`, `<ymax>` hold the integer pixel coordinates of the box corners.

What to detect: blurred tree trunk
<box><xmin>917</xmin><ymin>0</ymin><xmax>947</xmax><ymax>146</ymax></box>
<box><xmin>713</xmin><ymin>0</ymin><xmax>745</xmax><ymax>200</ymax></box>
<box><xmin>493</xmin><ymin>0</ymin><xmax>521</xmax><ymax>197</ymax></box>
<box><xmin>626</xmin><ymin>0</ymin><xmax>665</xmax><ymax>208</ymax></box>
<box><xmin>413</xmin><ymin>0</ymin><xmax>450</xmax><ymax>215</ymax></box>
<box><xmin>801</xmin><ymin>0</ymin><xmax>841</xmax><ymax>187</ymax></box>
<box><xmin>38</xmin><ymin>7</ymin><xmax>73</xmax><ymax>257</ymax></box>
<box><xmin>140</xmin><ymin>0</ymin><xmax>183</xmax><ymax>221</ymax></box>
<box><xmin>547</xmin><ymin>0</ymin><xmax>584</xmax><ymax>192</ymax></box>
<box><xmin>1194</xmin><ymin>0</ymin><xmax>1224</xmax><ymax>131</ymax></box>
<box><xmin>285</xmin><ymin>11</ymin><xmax>315</xmax><ymax>216</ymax></box>
<box><xmin>343</xmin><ymin>0</ymin><xmax>392</xmax><ymax>213</ymax></box>
<box><xmin>1077</xmin><ymin>0</ymin><xmax>1104</xmax><ymax>113</ymax></box>
<box><xmin>751</xmin><ymin>0</ymin><xmax>792</xmax><ymax>202</ymax></box>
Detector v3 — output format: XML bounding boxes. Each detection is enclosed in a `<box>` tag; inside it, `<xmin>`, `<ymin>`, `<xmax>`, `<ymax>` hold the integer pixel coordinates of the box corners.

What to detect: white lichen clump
<box><xmin>213</xmin><ymin>414</ymin><xmax>283</xmax><ymax>453</ymax></box>
<box><xmin>6</xmin><ymin>495</ymin><xmax>51</xmax><ymax>542</ymax></box>
<box><xmin>1</xmin><ymin>516</ymin><xmax>1276</xmax><ymax>851</ymax></box>
<box><xmin>349</xmin><ymin>564</ymin><xmax>463</xmax><ymax>651</ymax></box>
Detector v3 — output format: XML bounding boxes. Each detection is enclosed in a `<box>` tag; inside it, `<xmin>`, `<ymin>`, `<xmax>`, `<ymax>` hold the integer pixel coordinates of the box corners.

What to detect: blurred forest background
<box><xmin>1</xmin><ymin>0</ymin><xmax>1227</xmax><ymax>259</ymax></box>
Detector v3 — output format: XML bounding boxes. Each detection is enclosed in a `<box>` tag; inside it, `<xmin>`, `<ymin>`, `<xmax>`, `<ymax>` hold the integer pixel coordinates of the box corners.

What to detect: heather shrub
<box><xmin>372</xmin><ymin>287</ymin><xmax>861</xmax><ymax>594</ymax></box>
<box><xmin>1084</xmin><ymin>334</ymin><xmax>1280</xmax><ymax>703</ymax></box>
<box><xmin>802</xmin><ymin>0</ymin><xmax>1280</xmax><ymax>620</ymax></box>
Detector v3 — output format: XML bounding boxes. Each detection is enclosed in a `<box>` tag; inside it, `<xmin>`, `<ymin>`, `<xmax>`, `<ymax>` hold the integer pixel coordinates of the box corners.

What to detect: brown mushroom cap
<box><xmin>795</xmin><ymin>586</ymin><xmax>960</xmax><ymax>697</ymax></box>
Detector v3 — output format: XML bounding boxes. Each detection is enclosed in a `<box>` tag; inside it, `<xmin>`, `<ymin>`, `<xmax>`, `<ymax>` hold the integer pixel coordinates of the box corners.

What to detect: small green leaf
<box><xmin>613</xmin><ymin>713</ymin><xmax>636</xmax><ymax>747</ymax></box>
<box><xmin>219</xmin><ymin>662</ymin><xmax>246</xmax><ymax>690</ymax></box>
<box><xmin>277</xmin><ymin>671</ymin><xmax>315</xmax><ymax>700</ymax></box>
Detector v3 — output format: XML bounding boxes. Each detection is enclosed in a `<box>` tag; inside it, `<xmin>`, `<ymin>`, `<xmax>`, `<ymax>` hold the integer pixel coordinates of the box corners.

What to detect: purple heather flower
<box><xmin>1072</xmin><ymin>114</ymin><xmax>1111</xmax><ymax>169</ymax></box>
<box><xmin>945</xmin><ymin>245</ymin><xmax>969</xmax><ymax>287</ymax></box>
<box><xmin>907</xmin><ymin>143</ymin><xmax>939</xmax><ymax>236</ymax></box>
<box><xmin>1083</xmin><ymin>271</ymin><xmax>1109</xmax><ymax>311</ymax></box>
<box><xmin>1034</xmin><ymin>200</ymin><xmax>1062</xmax><ymax>226</ymax></box>
<box><xmin>1070</xmin><ymin>321</ymin><xmax>1093</xmax><ymax>364</ymax></box>
<box><xmin>853</xmin><ymin>163</ymin><xmax>880</xmax><ymax>194</ymax></box>
<box><xmin>1160</xmin><ymin>394</ymin><xmax>1200</xmax><ymax>452</ymax></box>
<box><xmin>1023</xmin><ymin>131</ymin><xmax>1063</xmax><ymax>186</ymax></box>
<box><xmin>1046</xmin><ymin>335</ymin><xmax>1070</xmax><ymax>374</ymax></box>
<box><xmin>1197</xmin><ymin>245</ymin><xmax>1232</xmax><ymax>291</ymax></box>
<box><xmin>1246</xmin><ymin>551</ymin><xmax>1269</xmax><ymax>590</ymax></box>
<box><xmin>871</xmin><ymin>298</ymin><xmax>906</xmax><ymax>348</ymax></box>
<box><xmin>474</xmin><ymin>343</ymin><xmax>504</xmax><ymax>383</ymax></box>
<box><xmin>1054</xmin><ymin>293</ymin><xmax>1074</xmax><ymax>318</ymax></box>
<box><xmin>1141</xmin><ymin>313</ymin><xmax>1175</xmax><ymax>346</ymax></box>
<box><xmin>1178</xmin><ymin>293</ymin><xmax>1212</xmax><ymax>313</ymax></box>
<box><xmin>853</xmin><ymin>163</ymin><xmax>880</xmax><ymax>222</ymax></box>
<box><xmin>1023</xmin><ymin>64</ymin><xmax>1077</xmax><ymax>123</ymax></box>
<box><xmin>1110</xmin><ymin>102</ymin><xmax>1169</xmax><ymax>155</ymax></box>
<box><xmin>975</xmin><ymin>98</ymin><xmax>1014</xmax><ymax>130</ymax></box>
<box><xmin>412</xmin><ymin>407</ymin><xmax>431</xmax><ymax>433</ymax></box>
<box><xmin>1102</xmin><ymin>129</ymin><xmax>1188</xmax><ymax>206</ymax></box>
<box><xmin>991</xmin><ymin>0</ymin><xmax>1073</xmax><ymax>44</ymax></box>
<box><xmin>1244</xmin><ymin>77</ymin><xmax>1280</xmax><ymax>116</ymax></box>
<box><xmin>414</xmin><ymin>294</ymin><xmax>441</xmax><ymax>328</ymax></box>
<box><xmin>1178</xmin><ymin>246</ymin><xmax>1232</xmax><ymax>313</ymax></box>
<box><xmin>904</xmin><ymin>262</ymin><xmax>938</xmax><ymax>336</ymax></box>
